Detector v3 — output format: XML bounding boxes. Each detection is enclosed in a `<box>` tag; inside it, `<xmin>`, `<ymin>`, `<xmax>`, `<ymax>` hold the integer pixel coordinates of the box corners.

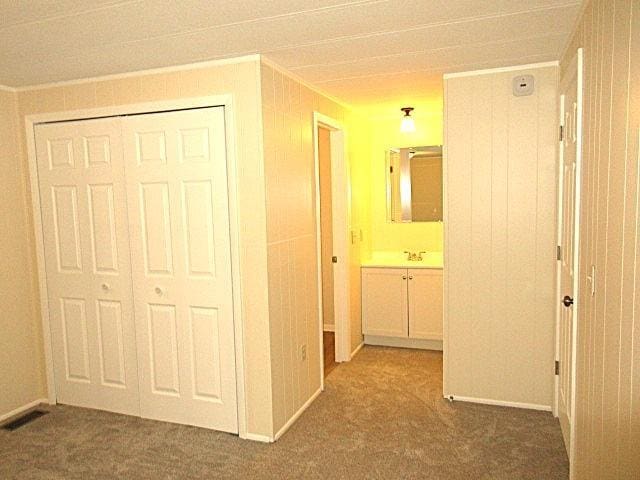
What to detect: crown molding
<box><xmin>0</xmin><ymin>84</ymin><xmax>17</xmax><ymax>93</ymax></box>
<box><xmin>13</xmin><ymin>54</ymin><xmax>261</xmax><ymax>92</ymax></box>
<box><xmin>443</xmin><ymin>60</ymin><xmax>559</xmax><ymax>79</ymax></box>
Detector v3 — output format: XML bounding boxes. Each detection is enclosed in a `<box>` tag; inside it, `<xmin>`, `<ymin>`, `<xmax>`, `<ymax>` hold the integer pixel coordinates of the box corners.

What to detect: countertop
<box><xmin>361</xmin><ymin>251</ymin><xmax>443</xmax><ymax>269</ymax></box>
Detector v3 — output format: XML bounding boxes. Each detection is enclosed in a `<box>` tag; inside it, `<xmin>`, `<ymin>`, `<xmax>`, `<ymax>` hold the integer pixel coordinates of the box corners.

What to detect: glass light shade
<box><xmin>400</xmin><ymin>115</ymin><xmax>416</xmax><ymax>133</ymax></box>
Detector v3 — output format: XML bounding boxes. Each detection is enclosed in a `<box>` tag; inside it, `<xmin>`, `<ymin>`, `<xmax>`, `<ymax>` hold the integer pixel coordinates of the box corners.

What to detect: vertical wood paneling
<box><xmin>261</xmin><ymin>64</ymin><xmax>354</xmax><ymax>433</ymax></box>
<box><xmin>444</xmin><ymin>65</ymin><xmax>558</xmax><ymax>408</ymax></box>
<box><xmin>561</xmin><ymin>0</ymin><xmax>640</xmax><ymax>477</ymax></box>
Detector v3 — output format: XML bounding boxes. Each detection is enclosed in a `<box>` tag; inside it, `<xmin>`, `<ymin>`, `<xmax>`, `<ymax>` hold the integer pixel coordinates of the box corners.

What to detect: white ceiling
<box><xmin>0</xmin><ymin>0</ymin><xmax>582</xmax><ymax>107</ymax></box>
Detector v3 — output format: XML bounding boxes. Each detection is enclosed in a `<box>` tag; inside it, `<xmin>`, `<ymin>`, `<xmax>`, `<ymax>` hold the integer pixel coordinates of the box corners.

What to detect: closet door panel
<box><xmin>35</xmin><ymin>118</ymin><xmax>140</xmax><ymax>415</ymax></box>
<box><xmin>122</xmin><ymin>107</ymin><xmax>238</xmax><ymax>433</ymax></box>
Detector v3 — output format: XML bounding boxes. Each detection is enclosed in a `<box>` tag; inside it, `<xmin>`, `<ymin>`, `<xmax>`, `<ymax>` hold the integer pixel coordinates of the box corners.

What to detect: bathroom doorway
<box><xmin>318</xmin><ymin>125</ymin><xmax>337</xmax><ymax>377</ymax></box>
<box><xmin>313</xmin><ymin>112</ymin><xmax>351</xmax><ymax>385</ymax></box>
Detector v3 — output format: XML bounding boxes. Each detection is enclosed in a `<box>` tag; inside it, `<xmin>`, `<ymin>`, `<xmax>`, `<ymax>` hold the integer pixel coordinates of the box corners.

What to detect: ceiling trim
<box><xmin>260</xmin><ymin>55</ymin><xmax>352</xmax><ymax>110</ymax></box>
<box><xmin>0</xmin><ymin>83</ymin><xmax>17</xmax><ymax>92</ymax></box>
<box><xmin>442</xmin><ymin>60</ymin><xmax>559</xmax><ymax>79</ymax></box>
<box><xmin>13</xmin><ymin>54</ymin><xmax>261</xmax><ymax>92</ymax></box>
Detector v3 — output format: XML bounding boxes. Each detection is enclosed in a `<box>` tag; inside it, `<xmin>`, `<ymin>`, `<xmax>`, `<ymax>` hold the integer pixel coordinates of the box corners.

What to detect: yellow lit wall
<box><xmin>363</xmin><ymin>100</ymin><xmax>444</xmax><ymax>254</ymax></box>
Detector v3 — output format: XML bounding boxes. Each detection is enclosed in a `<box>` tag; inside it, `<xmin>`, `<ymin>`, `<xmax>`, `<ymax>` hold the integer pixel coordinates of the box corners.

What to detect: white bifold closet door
<box><xmin>35</xmin><ymin>117</ymin><xmax>140</xmax><ymax>415</ymax></box>
<box><xmin>35</xmin><ymin>107</ymin><xmax>238</xmax><ymax>433</ymax></box>
<box><xmin>121</xmin><ymin>108</ymin><xmax>237</xmax><ymax>432</ymax></box>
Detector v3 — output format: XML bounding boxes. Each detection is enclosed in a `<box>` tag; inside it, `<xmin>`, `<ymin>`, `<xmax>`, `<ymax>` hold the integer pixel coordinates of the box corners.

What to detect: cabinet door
<box><xmin>362</xmin><ymin>268</ymin><xmax>408</xmax><ymax>337</ymax></box>
<box><xmin>408</xmin><ymin>269</ymin><xmax>443</xmax><ymax>340</ymax></box>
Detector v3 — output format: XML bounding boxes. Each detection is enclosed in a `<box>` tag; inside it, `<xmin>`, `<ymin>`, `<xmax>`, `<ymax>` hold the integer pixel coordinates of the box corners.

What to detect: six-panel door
<box><xmin>35</xmin><ymin>118</ymin><xmax>140</xmax><ymax>415</ymax></box>
<box><xmin>35</xmin><ymin>107</ymin><xmax>238</xmax><ymax>433</ymax></box>
<box><xmin>121</xmin><ymin>108</ymin><xmax>237</xmax><ymax>433</ymax></box>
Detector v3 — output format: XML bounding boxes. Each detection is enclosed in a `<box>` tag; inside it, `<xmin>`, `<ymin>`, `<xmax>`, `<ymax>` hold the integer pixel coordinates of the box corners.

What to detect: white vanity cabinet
<box><xmin>362</xmin><ymin>267</ymin><xmax>442</xmax><ymax>342</ymax></box>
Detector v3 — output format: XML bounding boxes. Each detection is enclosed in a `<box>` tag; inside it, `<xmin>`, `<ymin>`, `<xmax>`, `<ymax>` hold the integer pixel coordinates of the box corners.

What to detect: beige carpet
<box><xmin>0</xmin><ymin>346</ymin><xmax>568</xmax><ymax>479</ymax></box>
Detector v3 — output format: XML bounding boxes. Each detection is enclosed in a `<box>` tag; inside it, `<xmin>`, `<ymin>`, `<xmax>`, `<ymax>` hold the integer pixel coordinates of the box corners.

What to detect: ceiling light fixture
<box><xmin>400</xmin><ymin>107</ymin><xmax>416</xmax><ymax>133</ymax></box>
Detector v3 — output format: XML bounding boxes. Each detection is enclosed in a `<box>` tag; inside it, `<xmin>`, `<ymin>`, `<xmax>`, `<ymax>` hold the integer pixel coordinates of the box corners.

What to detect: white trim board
<box><xmin>350</xmin><ymin>342</ymin><xmax>364</xmax><ymax>360</ymax></box>
<box><xmin>443</xmin><ymin>61</ymin><xmax>559</xmax><ymax>79</ymax></box>
<box><xmin>0</xmin><ymin>399</ymin><xmax>50</xmax><ymax>425</ymax></box>
<box><xmin>0</xmin><ymin>83</ymin><xmax>17</xmax><ymax>93</ymax></box>
<box><xmin>13</xmin><ymin>54</ymin><xmax>260</xmax><ymax>92</ymax></box>
<box><xmin>24</xmin><ymin>95</ymin><xmax>249</xmax><ymax>439</ymax></box>
<box><xmin>445</xmin><ymin>395</ymin><xmax>552</xmax><ymax>412</ymax></box>
<box><xmin>273</xmin><ymin>388</ymin><xmax>322</xmax><ymax>442</ymax></box>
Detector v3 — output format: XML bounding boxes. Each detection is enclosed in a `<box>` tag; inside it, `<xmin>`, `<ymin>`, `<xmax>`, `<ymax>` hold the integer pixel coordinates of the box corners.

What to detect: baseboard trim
<box><xmin>445</xmin><ymin>394</ymin><xmax>552</xmax><ymax>412</ymax></box>
<box><xmin>350</xmin><ymin>342</ymin><xmax>364</xmax><ymax>359</ymax></box>
<box><xmin>242</xmin><ymin>432</ymin><xmax>272</xmax><ymax>443</ymax></box>
<box><xmin>323</xmin><ymin>324</ymin><xmax>335</xmax><ymax>332</ymax></box>
<box><xmin>0</xmin><ymin>398</ymin><xmax>50</xmax><ymax>425</ymax></box>
<box><xmin>274</xmin><ymin>387</ymin><xmax>322</xmax><ymax>441</ymax></box>
<box><xmin>364</xmin><ymin>335</ymin><xmax>443</xmax><ymax>351</ymax></box>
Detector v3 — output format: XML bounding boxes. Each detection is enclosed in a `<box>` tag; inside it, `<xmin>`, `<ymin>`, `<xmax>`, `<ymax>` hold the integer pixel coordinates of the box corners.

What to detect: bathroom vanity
<box><xmin>361</xmin><ymin>252</ymin><xmax>443</xmax><ymax>351</ymax></box>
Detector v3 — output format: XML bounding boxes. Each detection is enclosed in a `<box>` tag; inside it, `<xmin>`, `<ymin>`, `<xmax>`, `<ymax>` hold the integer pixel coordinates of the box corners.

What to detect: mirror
<box><xmin>386</xmin><ymin>145</ymin><xmax>443</xmax><ymax>222</ymax></box>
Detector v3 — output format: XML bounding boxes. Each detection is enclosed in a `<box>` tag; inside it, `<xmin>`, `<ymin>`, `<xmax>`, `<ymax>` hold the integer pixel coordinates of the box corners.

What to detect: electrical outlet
<box><xmin>300</xmin><ymin>344</ymin><xmax>307</xmax><ymax>361</ymax></box>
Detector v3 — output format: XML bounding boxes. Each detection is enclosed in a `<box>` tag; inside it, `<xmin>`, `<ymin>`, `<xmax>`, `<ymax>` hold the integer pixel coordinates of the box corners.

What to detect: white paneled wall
<box><xmin>261</xmin><ymin>62</ymin><xmax>365</xmax><ymax>434</ymax></box>
<box><xmin>444</xmin><ymin>65</ymin><xmax>558</xmax><ymax>408</ymax></box>
<box><xmin>562</xmin><ymin>1</ymin><xmax>640</xmax><ymax>477</ymax></box>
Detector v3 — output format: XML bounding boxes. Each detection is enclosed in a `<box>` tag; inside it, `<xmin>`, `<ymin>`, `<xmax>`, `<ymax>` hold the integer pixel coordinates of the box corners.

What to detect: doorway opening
<box><xmin>318</xmin><ymin>125</ymin><xmax>338</xmax><ymax>377</ymax></box>
<box><xmin>313</xmin><ymin>112</ymin><xmax>351</xmax><ymax>387</ymax></box>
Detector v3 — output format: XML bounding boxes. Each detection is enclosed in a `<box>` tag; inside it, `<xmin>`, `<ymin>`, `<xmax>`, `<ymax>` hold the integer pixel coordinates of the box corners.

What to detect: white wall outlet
<box><xmin>301</xmin><ymin>344</ymin><xmax>307</xmax><ymax>361</ymax></box>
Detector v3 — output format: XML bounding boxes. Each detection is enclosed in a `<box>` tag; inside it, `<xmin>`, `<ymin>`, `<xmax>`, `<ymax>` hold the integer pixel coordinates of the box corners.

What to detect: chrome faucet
<box><xmin>404</xmin><ymin>251</ymin><xmax>428</xmax><ymax>261</ymax></box>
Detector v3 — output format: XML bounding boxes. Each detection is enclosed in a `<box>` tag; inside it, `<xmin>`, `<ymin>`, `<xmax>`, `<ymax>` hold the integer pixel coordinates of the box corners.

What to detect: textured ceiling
<box><xmin>0</xmin><ymin>0</ymin><xmax>582</xmax><ymax>107</ymax></box>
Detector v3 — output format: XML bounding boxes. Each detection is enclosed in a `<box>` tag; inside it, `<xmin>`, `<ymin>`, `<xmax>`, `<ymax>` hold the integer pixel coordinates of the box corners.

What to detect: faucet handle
<box><xmin>404</xmin><ymin>250</ymin><xmax>412</xmax><ymax>260</ymax></box>
<box><xmin>417</xmin><ymin>251</ymin><xmax>427</xmax><ymax>260</ymax></box>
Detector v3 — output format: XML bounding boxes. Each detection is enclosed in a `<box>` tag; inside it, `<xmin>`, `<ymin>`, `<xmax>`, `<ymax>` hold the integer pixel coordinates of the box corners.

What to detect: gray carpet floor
<box><xmin>0</xmin><ymin>346</ymin><xmax>568</xmax><ymax>479</ymax></box>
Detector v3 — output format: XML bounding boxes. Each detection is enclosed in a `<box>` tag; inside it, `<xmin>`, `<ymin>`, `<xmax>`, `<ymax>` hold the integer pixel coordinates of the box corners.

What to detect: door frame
<box><xmin>553</xmin><ymin>47</ymin><xmax>583</xmax><ymax>472</ymax></box>
<box><xmin>24</xmin><ymin>95</ymin><xmax>248</xmax><ymax>438</ymax></box>
<box><xmin>312</xmin><ymin>112</ymin><xmax>351</xmax><ymax>387</ymax></box>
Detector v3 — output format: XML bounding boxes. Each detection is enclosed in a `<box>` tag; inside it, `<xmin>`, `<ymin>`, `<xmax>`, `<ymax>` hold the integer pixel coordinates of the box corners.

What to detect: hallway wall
<box><xmin>261</xmin><ymin>61</ymin><xmax>367</xmax><ymax>435</ymax></box>
<box><xmin>444</xmin><ymin>64</ymin><xmax>558</xmax><ymax>408</ymax></box>
<box><xmin>12</xmin><ymin>58</ymin><xmax>274</xmax><ymax>438</ymax></box>
<box><xmin>561</xmin><ymin>1</ymin><xmax>640</xmax><ymax>477</ymax></box>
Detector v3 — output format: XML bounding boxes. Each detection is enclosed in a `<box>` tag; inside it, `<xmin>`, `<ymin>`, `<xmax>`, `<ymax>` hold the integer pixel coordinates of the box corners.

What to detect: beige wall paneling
<box><xmin>561</xmin><ymin>0</ymin><xmax>640</xmax><ymax>478</ymax></box>
<box><xmin>0</xmin><ymin>89</ymin><xmax>47</xmax><ymax>421</ymax></box>
<box><xmin>17</xmin><ymin>58</ymin><xmax>274</xmax><ymax>440</ymax></box>
<box><xmin>260</xmin><ymin>60</ymin><xmax>366</xmax><ymax>437</ymax></box>
<box><xmin>444</xmin><ymin>64</ymin><xmax>558</xmax><ymax>409</ymax></box>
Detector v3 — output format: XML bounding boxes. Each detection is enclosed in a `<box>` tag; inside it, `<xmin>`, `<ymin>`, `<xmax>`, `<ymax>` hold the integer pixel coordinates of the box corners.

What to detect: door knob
<box><xmin>101</xmin><ymin>283</ymin><xmax>111</xmax><ymax>292</ymax></box>
<box><xmin>562</xmin><ymin>295</ymin><xmax>574</xmax><ymax>307</ymax></box>
<box><xmin>155</xmin><ymin>287</ymin><xmax>164</xmax><ymax>296</ymax></box>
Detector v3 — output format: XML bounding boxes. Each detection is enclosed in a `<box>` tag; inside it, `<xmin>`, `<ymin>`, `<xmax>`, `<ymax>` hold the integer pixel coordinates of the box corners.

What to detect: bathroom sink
<box><xmin>361</xmin><ymin>251</ymin><xmax>443</xmax><ymax>269</ymax></box>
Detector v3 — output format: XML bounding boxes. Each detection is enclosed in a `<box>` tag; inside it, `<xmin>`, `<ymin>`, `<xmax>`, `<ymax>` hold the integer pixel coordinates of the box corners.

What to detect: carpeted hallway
<box><xmin>0</xmin><ymin>347</ymin><xmax>568</xmax><ymax>479</ymax></box>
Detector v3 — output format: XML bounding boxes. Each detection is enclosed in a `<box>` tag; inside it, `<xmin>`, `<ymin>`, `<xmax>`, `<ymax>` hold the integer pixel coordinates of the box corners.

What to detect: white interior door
<box><xmin>557</xmin><ymin>50</ymin><xmax>582</xmax><ymax>453</ymax></box>
<box><xmin>35</xmin><ymin>118</ymin><xmax>140</xmax><ymax>415</ymax></box>
<box><xmin>121</xmin><ymin>107</ymin><xmax>238</xmax><ymax>433</ymax></box>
